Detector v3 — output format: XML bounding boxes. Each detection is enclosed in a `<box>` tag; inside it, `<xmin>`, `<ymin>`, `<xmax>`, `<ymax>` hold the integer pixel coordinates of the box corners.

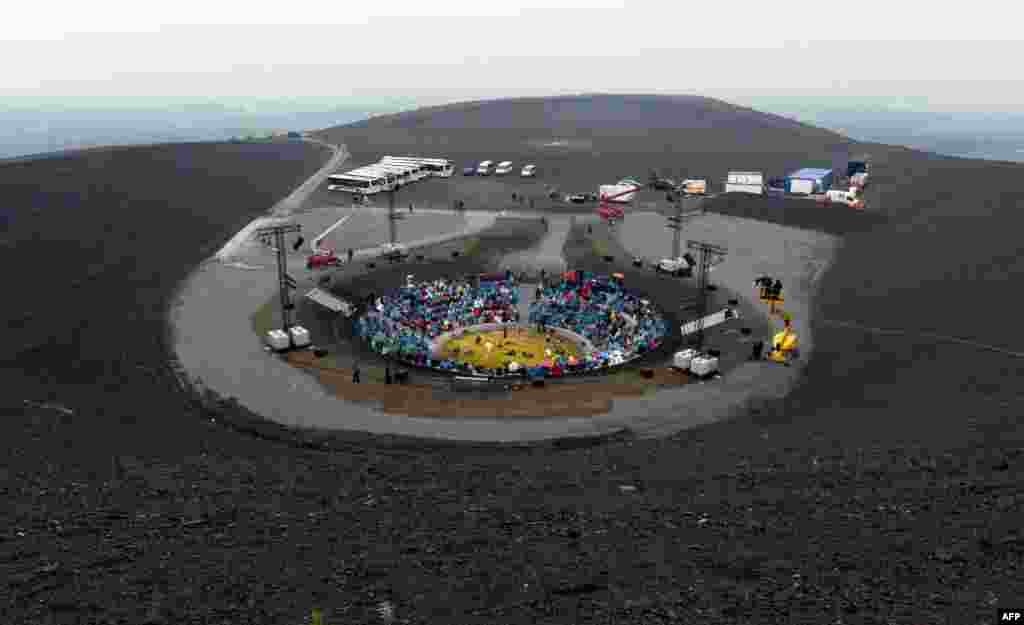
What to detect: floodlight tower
<box><xmin>686</xmin><ymin>239</ymin><xmax>728</xmax><ymax>351</ymax></box>
<box><xmin>665</xmin><ymin>187</ymin><xmax>703</xmax><ymax>259</ymax></box>
<box><xmin>256</xmin><ymin>221</ymin><xmax>302</xmax><ymax>340</ymax></box>
<box><xmin>385</xmin><ymin>186</ymin><xmax>405</xmax><ymax>247</ymax></box>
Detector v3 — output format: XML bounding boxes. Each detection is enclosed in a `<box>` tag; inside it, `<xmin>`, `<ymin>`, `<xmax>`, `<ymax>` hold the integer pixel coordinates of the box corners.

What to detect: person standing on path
<box><xmin>751</xmin><ymin>340</ymin><xmax>763</xmax><ymax>361</ymax></box>
<box><xmin>385</xmin><ymin>365</ymin><xmax>392</xmax><ymax>385</ymax></box>
<box><xmin>352</xmin><ymin>362</ymin><xmax>361</xmax><ymax>384</ymax></box>
<box><xmin>347</xmin><ymin>248</ymin><xmax>354</xmax><ymax>263</ymax></box>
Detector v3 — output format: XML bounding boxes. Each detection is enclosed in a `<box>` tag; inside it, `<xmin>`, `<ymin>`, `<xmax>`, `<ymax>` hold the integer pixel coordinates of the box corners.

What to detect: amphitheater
<box><xmin>357</xmin><ymin>270</ymin><xmax>671</xmax><ymax>379</ymax></box>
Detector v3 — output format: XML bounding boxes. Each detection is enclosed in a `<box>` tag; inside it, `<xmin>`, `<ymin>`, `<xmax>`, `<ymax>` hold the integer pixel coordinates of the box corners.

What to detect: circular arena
<box><xmin>355</xmin><ymin>270</ymin><xmax>671</xmax><ymax>379</ymax></box>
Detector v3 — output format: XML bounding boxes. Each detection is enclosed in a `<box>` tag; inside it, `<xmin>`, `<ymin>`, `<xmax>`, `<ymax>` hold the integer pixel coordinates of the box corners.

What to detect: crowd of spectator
<box><xmin>528</xmin><ymin>271</ymin><xmax>669</xmax><ymax>367</ymax></box>
<box><xmin>355</xmin><ymin>270</ymin><xmax>670</xmax><ymax>378</ymax></box>
<box><xmin>356</xmin><ymin>272</ymin><xmax>520</xmax><ymax>372</ymax></box>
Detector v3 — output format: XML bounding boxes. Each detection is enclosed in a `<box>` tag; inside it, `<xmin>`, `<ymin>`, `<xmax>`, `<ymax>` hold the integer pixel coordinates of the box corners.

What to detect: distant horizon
<box><xmin>3</xmin><ymin>93</ymin><xmax>1024</xmax><ymax>163</ymax></box>
<box><xmin>3</xmin><ymin>93</ymin><xmax>1024</xmax><ymax>117</ymax></box>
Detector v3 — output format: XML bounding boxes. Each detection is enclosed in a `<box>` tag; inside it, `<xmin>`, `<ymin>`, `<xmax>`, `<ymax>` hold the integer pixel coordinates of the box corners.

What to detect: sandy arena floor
<box><xmin>437</xmin><ymin>327</ymin><xmax>580</xmax><ymax>370</ymax></box>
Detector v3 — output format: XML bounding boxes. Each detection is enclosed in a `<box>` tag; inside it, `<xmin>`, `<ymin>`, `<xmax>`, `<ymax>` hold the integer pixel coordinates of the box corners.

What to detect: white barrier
<box><xmin>680</xmin><ymin>308</ymin><xmax>739</xmax><ymax>336</ymax></box>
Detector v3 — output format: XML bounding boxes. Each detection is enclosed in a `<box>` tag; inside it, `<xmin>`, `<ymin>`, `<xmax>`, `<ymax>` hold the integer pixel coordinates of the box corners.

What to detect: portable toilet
<box><xmin>689</xmin><ymin>355</ymin><xmax>720</xmax><ymax>377</ymax></box>
<box><xmin>266</xmin><ymin>329</ymin><xmax>290</xmax><ymax>351</ymax></box>
<box><xmin>674</xmin><ymin>348</ymin><xmax>697</xmax><ymax>370</ymax></box>
<box><xmin>288</xmin><ymin>326</ymin><xmax>312</xmax><ymax>348</ymax></box>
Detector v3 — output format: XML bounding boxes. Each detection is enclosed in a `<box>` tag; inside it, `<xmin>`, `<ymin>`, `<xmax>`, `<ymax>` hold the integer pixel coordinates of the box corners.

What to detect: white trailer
<box><xmin>376</xmin><ymin>158</ymin><xmax>429</xmax><ymax>181</ymax></box>
<box><xmin>327</xmin><ymin>173</ymin><xmax>388</xmax><ymax>194</ymax></box>
<box><xmin>727</xmin><ymin>171</ymin><xmax>764</xmax><ymax>186</ymax></box>
<box><xmin>381</xmin><ymin>156</ymin><xmax>454</xmax><ymax>177</ymax></box>
<box><xmin>724</xmin><ymin>183</ymin><xmax>763</xmax><ymax>194</ymax></box>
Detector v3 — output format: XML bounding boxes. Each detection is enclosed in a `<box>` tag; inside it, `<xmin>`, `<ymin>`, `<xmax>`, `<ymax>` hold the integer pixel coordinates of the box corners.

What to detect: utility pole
<box><xmin>686</xmin><ymin>239</ymin><xmax>728</xmax><ymax>351</ymax></box>
<box><xmin>256</xmin><ymin>221</ymin><xmax>302</xmax><ymax>344</ymax></box>
<box><xmin>386</xmin><ymin>186</ymin><xmax>405</xmax><ymax>248</ymax></box>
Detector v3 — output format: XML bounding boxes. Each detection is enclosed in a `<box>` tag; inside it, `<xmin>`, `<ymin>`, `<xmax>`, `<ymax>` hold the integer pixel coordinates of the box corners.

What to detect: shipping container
<box><xmin>727</xmin><ymin>171</ymin><xmax>764</xmax><ymax>186</ymax></box>
<box><xmin>725</xmin><ymin>183</ymin><xmax>763</xmax><ymax>194</ymax></box>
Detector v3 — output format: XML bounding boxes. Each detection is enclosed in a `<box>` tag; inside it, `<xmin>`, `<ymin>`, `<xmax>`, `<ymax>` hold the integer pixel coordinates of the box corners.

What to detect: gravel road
<box><xmin>174</xmin><ymin>190</ymin><xmax>836</xmax><ymax>441</ymax></box>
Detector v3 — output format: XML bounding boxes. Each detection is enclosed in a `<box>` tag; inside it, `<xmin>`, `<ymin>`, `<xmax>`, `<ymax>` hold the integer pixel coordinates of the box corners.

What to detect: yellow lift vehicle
<box><xmin>754</xmin><ymin>276</ymin><xmax>799</xmax><ymax>363</ymax></box>
<box><xmin>767</xmin><ymin>315</ymin><xmax>799</xmax><ymax>363</ymax></box>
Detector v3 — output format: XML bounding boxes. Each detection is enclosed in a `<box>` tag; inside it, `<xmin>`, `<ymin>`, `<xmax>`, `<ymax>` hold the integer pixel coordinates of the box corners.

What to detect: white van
<box><xmin>495</xmin><ymin>161</ymin><xmax>514</xmax><ymax>175</ymax></box>
<box><xmin>476</xmin><ymin>160</ymin><xmax>494</xmax><ymax>175</ymax></box>
<box><xmin>521</xmin><ymin>164</ymin><xmax>537</xmax><ymax>177</ymax></box>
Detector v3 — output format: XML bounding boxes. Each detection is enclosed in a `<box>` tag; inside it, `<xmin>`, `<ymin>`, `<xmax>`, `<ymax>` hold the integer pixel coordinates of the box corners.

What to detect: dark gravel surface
<box><xmin>3</xmin><ymin>97</ymin><xmax>1024</xmax><ymax>624</ymax></box>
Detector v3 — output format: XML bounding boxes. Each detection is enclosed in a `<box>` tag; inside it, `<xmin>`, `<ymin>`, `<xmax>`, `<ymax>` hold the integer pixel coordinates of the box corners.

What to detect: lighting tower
<box><xmin>386</xmin><ymin>185</ymin><xmax>405</xmax><ymax>248</ymax></box>
<box><xmin>665</xmin><ymin>187</ymin><xmax>703</xmax><ymax>259</ymax></box>
<box><xmin>686</xmin><ymin>239</ymin><xmax>728</xmax><ymax>351</ymax></box>
<box><xmin>256</xmin><ymin>221</ymin><xmax>302</xmax><ymax>342</ymax></box>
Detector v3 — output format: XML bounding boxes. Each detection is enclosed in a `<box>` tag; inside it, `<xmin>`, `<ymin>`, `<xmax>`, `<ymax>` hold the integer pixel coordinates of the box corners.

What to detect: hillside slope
<box><xmin>315</xmin><ymin>94</ymin><xmax>855</xmax><ymax>187</ymax></box>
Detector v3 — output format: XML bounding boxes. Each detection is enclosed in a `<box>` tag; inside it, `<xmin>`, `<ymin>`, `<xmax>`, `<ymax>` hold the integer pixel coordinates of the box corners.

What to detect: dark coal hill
<box><xmin>315</xmin><ymin>93</ymin><xmax>856</xmax><ymax>193</ymax></box>
<box><xmin>3</xmin><ymin>96</ymin><xmax>1022</xmax><ymax>624</ymax></box>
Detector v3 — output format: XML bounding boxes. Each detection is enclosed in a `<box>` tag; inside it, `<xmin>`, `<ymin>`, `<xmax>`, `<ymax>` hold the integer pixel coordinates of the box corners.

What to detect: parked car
<box><xmin>307</xmin><ymin>250</ymin><xmax>341</xmax><ymax>269</ymax></box>
<box><xmin>567</xmin><ymin>194</ymin><xmax>587</xmax><ymax>204</ymax></box>
<box><xmin>651</xmin><ymin>178</ymin><xmax>677</xmax><ymax>191</ymax></box>
<box><xmin>495</xmin><ymin>161</ymin><xmax>514</xmax><ymax>175</ymax></box>
<box><xmin>656</xmin><ymin>256</ymin><xmax>695</xmax><ymax>277</ymax></box>
<box><xmin>521</xmin><ymin>164</ymin><xmax>537</xmax><ymax>177</ymax></box>
<box><xmin>462</xmin><ymin>166</ymin><xmax>476</xmax><ymax>176</ymax></box>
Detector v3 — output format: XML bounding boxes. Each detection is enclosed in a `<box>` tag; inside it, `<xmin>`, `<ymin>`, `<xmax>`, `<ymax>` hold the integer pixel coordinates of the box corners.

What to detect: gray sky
<box><xmin>3</xmin><ymin>0</ymin><xmax>1022</xmax><ymax>113</ymax></box>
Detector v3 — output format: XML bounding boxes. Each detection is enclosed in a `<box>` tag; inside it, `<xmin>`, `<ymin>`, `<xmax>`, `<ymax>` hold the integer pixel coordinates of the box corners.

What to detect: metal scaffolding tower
<box><xmin>256</xmin><ymin>221</ymin><xmax>302</xmax><ymax>340</ymax></box>
<box><xmin>686</xmin><ymin>239</ymin><xmax>728</xmax><ymax>351</ymax></box>
<box><xmin>665</xmin><ymin>192</ymin><xmax>704</xmax><ymax>258</ymax></box>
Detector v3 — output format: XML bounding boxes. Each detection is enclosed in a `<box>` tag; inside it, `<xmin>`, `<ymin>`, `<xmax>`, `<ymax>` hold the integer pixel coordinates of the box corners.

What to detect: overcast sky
<box><xmin>3</xmin><ymin>0</ymin><xmax>1022</xmax><ymax>113</ymax></box>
